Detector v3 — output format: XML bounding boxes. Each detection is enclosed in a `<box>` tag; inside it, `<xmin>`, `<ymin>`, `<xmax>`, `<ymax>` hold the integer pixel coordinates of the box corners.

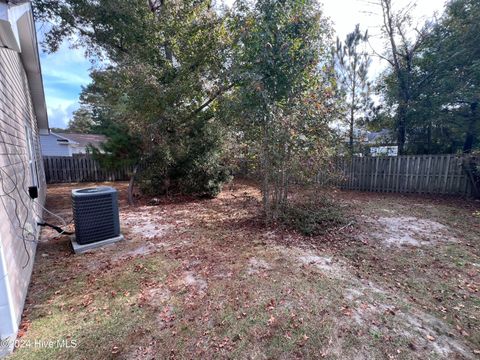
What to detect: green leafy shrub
<box><xmin>139</xmin><ymin>161</ymin><xmax>231</xmax><ymax>198</ymax></box>
<box><xmin>137</xmin><ymin>132</ymin><xmax>232</xmax><ymax>198</ymax></box>
<box><xmin>279</xmin><ymin>196</ymin><xmax>347</xmax><ymax>236</ymax></box>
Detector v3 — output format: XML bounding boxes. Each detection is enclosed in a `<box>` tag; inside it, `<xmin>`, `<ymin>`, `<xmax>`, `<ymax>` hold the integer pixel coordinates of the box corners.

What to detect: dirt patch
<box><xmin>369</xmin><ymin>216</ymin><xmax>455</xmax><ymax>247</ymax></box>
<box><xmin>138</xmin><ymin>286</ymin><xmax>171</xmax><ymax>308</ymax></box>
<box><xmin>399</xmin><ymin>311</ymin><xmax>475</xmax><ymax>359</ymax></box>
<box><xmin>121</xmin><ymin>208</ymin><xmax>173</xmax><ymax>239</ymax></box>
<box><xmin>113</xmin><ymin>241</ymin><xmax>163</xmax><ymax>261</ymax></box>
<box><xmin>347</xmin><ymin>300</ymin><xmax>475</xmax><ymax>358</ymax></box>
<box><xmin>124</xmin><ymin>345</ymin><xmax>156</xmax><ymax>360</ymax></box>
<box><xmin>291</xmin><ymin>245</ymin><xmax>476</xmax><ymax>359</ymax></box>
<box><xmin>147</xmin><ymin>287</ymin><xmax>171</xmax><ymax>305</ymax></box>
<box><xmin>295</xmin><ymin>249</ymin><xmax>349</xmax><ymax>280</ymax></box>
<box><xmin>182</xmin><ymin>271</ymin><xmax>207</xmax><ymax>293</ymax></box>
<box><xmin>246</xmin><ymin>257</ymin><xmax>271</xmax><ymax>275</ymax></box>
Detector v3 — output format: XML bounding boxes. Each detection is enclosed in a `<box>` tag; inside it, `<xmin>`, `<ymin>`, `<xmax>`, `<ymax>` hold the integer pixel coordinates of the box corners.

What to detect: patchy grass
<box><xmin>8</xmin><ymin>180</ymin><xmax>480</xmax><ymax>359</ymax></box>
<box><xmin>279</xmin><ymin>195</ymin><xmax>348</xmax><ymax>236</ymax></box>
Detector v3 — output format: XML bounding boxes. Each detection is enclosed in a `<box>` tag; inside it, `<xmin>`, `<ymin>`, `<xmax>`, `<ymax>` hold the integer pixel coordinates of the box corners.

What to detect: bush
<box><xmin>139</xmin><ymin>163</ymin><xmax>231</xmax><ymax>198</ymax></box>
<box><xmin>138</xmin><ymin>122</ymin><xmax>232</xmax><ymax>198</ymax></box>
<box><xmin>279</xmin><ymin>196</ymin><xmax>347</xmax><ymax>236</ymax></box>
<box><xmin>175</xmin><ymin>162</ymin><xmax>232</xmax><ymax>198</ymax></box>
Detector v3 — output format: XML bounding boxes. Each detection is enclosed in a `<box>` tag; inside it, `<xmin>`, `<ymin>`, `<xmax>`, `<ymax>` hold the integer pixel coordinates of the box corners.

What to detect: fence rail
<box><xmin>43</xmin><ymin>156</ymin><xmax>132</xmax><ymax>184</ymax></box>
<box><xmin>317</xmin><ymin>154</ymin><xmax>474</xmax><ymax>196</ymax></box>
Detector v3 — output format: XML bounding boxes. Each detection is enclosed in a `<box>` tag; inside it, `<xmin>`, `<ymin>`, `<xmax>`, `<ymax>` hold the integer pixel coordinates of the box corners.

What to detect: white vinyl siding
<box><xmin>39</xmin><ymin>133</ymin><xmax>73</xmax><ymax>156</ymax></box>
<box><xmin>0</xmin><ymin>46</ymin><xmax>46</xmax><ymax>347</ymax></box>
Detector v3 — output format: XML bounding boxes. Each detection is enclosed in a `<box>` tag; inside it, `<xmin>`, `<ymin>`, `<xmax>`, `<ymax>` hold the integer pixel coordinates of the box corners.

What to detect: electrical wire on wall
<box><xmin>0</xmin><ymin>156</ymin><xmax>35</xmax><ymax>267</ymax></box>
<box><xmin>0</xmin><ymin>127</ymin><xmax>37</xmax><ymax>267</ymax></box>
<box><xmin>0</xmin><ymin>126</ymin><xmax>74</xmax><ymax>265</ymax></box>
<box><xmin>0</xmin><ymin>119</ymin><xmax>51</xmax><ymax>268</ymax></box>
<box><xmin>0</xmin><ymin>57</ymin><xmax>76</xmax><ymax>268</ymax></box>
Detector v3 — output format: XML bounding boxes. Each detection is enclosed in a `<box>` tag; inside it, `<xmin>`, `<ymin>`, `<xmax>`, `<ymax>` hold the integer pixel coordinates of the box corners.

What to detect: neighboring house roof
<box><xmin>367</xmin><ymin>129</ymin><xmax>391</xmax><ymax>144</ymax></box>
<box><xmin>60</xmin><ymin>133</ymin><xmax>107</xmax><ymax>149</ymax></box>
<box><xmin>49</xmin><ymin>132</ymin><xmax>78</xmax><ymax>145</ymax></box>
<box><xmin>40</xmin><ymin>133</ymin><xmax>107</xmax><ymax>157</ymax></box>
<box><xmin>0</xmin><ymin>1</ymin><xmax>48</xmax><ymax>131</ymax></box>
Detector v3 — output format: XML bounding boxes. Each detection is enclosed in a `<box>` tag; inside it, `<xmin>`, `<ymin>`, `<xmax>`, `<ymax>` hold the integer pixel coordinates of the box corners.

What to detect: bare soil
<box><xmin>9</xmin><ymin>180</ymin><xmax>480</xmax><ymax>359</ymax></box>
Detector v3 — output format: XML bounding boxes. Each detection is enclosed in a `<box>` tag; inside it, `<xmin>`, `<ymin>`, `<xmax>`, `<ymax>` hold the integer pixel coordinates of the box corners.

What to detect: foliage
<box><xmin>66</xmin><ymin>108</ymin><xmax>96</xmax><ymax>134</ymax></box>
<box><xmin>226</xmin><ymin>0</ymin><xmax>338</xmax><ymax>220</ymax></box>
<box><xmin>137</xmin><ymin>121</ymin><xmax>232</xmax><ymax>198</ymax></box>
<box><xmin>88</xmin><ymin>121</ymin><xmax>143</xmax><ymax>171</ymax></box>
<box><xmin>407</xmin><ymin>0</ymin><xmax>480</xmax><ymax>154</ymax></box>
<box><xmin>374</xmin><ymin>0</ymin><xmax>480</xmax><ymax>155</ymax></box>
<box><xmin>49</xmin><ymin>127</ymin><xmax>67</xmax><ymax>133</ymax></box>
<box><xmin>34</xmin><ymin>0</ymin><xmax>233</xmax><ymax>198</ymax></box>
<box><xmin>373</xmin><ymin>0</ymin><xmax>433</xmax><ymax>155</ymax></box>
<box><xmin>279</xmin><ymin>195</ymin><xmax>347</xmax><ymax>236</ymax></box>
<box><xmin>334</xmin><ymin>24</ymin><xmax>372</xmax><ymax>154</ymax></box>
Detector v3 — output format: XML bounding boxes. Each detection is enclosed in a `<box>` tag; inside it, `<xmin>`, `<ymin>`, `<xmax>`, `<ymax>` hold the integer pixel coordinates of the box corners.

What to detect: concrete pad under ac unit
<box><xmin>70</xmin><ymin>234</ymin><xmax>125</xmax><ymax>254</ymax></box>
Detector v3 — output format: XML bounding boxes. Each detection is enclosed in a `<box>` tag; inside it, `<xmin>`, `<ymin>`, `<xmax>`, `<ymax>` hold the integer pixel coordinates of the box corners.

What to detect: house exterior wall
<box><xmin>40</xmin><ymin>133</ymin><xmax>73</xmax><ymax>157</ymax></box>
<box><xmin>0</xmin><ymin>46</ymin><xmax>46</xmax><ymax>351</ymax></box>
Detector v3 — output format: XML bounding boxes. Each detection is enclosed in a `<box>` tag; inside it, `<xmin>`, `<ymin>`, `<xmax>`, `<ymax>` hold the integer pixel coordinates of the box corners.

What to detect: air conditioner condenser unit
<box><xmin>71</xmin><ymin>186</ymin><xmax>122</xmax><ymax>246</ymax></box>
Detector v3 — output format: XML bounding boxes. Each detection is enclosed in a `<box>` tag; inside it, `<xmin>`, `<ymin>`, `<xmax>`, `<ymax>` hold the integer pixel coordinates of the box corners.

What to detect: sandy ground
<box><xmin>10</xmin><ymin>180</ymin><xmax>480</xmax><ymax>360</ymax></box>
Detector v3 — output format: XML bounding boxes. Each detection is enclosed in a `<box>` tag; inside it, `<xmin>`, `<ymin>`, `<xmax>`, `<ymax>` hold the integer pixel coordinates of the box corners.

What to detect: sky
<box><xmin>38</xmin><ymin>0</ymin><xmax>447</xmax><ymax>129</ymax></box>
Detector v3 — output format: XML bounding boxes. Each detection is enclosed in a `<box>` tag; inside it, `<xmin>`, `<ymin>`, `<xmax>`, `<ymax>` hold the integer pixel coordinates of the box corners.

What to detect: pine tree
<box><xmin>334</xmin><ymin>24</ymin><xmax>371</xmax><ymax>154</ymax></box>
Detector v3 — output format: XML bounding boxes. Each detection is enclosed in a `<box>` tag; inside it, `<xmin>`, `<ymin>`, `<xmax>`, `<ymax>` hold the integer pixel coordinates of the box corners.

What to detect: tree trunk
<box><xmin>463</xmin><ymin>102</ymin><xmax>478</xmax><ymax>153</ymax></box>
<box><xmin>127</xmin><ymin>164</ymin><xmax>139</xmax><ymax>206</ymax></box>
<box><xmin>427</xmin><ymin>121</ymin><xmax>432</xmax><ymax>154</ymax></box>
<box><xmin>261</xmin><ymin>117</ymin><xmax>271</xmax><ymax>221</ymax></box>
<box><xmin>397</xmin><ymin>101</ymin><xmax>407</xmax><ymax>154</ymax></box>
<box><xmin>349</xmin><ymin>107</ymin><xmax>354</xmax><ymax>155</ymax></box>
<box><xmin>349</xmin><ymin>58</ymin><xmax>357</xmax><ymax>155</ymax></box>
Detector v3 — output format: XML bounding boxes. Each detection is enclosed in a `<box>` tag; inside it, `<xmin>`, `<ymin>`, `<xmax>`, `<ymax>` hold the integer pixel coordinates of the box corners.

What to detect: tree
<box><xmin>374</xmin><ymin>0</ymin><xmax>480</xmax><ymax>154</ymax></box>
<box><xmin>374</xmin><ymin>0</ymin><xmax>431</xmax><ymax>154</ymax></box>
<box><xmin>66</xmin><ymin>108</ymin><xmax>96</xmax><ymax>133</ymax></box>
<box><xmin>49</xmin><ymin>127</ymin><xmax>67</xmax><ymax>133</ymax></box>
<box><xmin>412</xmin><ymin>0</ymin><xmax>480</xmax><ymax>153</ymax></box>
<box><xmin>228</xmin><ymin>0</ymin><xmax>337</xmax><ymax>221</ymax></box>
<box><xmin>89</xmin><ymin>121</ymin><xmax>143</xmax><ymax>205</ymax></box>
<box><xmin>334</xmin><ymin>24</ymin><xmax>371</xmax><ymax>154</ymax></box>
<box><xmin>34</xmin><ymin>0</ymin><xmax>234</xmax><ymax>198</ymax></box>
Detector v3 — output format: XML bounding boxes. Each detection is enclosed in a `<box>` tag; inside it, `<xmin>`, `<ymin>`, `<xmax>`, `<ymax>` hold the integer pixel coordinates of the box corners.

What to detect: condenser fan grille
<box><xmin>72</xmin><ymin>187</ymin><xmax>120</xmax><ymax>244</ymax></box>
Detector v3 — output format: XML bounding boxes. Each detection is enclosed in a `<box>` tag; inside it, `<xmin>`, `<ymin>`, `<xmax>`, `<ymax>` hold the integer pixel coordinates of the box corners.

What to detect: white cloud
<box><xmin>42</xmin><ymin>67</ymin><xmax>91</xmax><ymax>87</ymax></box>
<box><xmin>47</xmin><ymin>101</ymin><xmax>79</xmax><ymax>129</ymax></box>
<box><xmin>38</xmin><ymin>30</ymin><xmax>92</xmax><ymax>129</ymax></box>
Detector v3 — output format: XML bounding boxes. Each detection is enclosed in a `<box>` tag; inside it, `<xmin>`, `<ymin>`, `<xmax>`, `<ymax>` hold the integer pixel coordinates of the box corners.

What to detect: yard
<box><xmin>10</xmin><ymin>180</ymin><xmax>480</xmax><ymax>359</ymax></box>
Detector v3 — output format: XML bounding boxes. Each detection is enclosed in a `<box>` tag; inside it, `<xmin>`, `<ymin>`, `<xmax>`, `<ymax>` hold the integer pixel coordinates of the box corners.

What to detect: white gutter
<box><xmin>0</xmin><ymin>1</ymin><xmax>49</xmax><ymax>131</ymax></box>
<box><xmin>0</xmin><ymin>2</ymin><xmax>20</xmax><ymax>51</ymax></box>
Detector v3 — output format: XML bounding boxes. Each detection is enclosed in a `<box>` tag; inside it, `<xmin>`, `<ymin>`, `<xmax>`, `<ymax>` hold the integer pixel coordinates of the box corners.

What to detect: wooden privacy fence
<box><xmin>316</xmin><ymin>154</ymin><xmax>474</xmax><ymax>196</ymax></box>
<box><xmin>43</xmin><ymin>156</ymin><xmax>132</xmax><ymax>184</ymax></box>
<box><xmin>44</xmin><ymin>154</ymin><xmax>474</xmax><ymax>196</ymax></box>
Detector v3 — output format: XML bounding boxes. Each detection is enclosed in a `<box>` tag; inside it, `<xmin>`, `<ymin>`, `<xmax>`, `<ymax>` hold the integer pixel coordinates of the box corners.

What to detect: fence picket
<box><xmin>44</xmin><ymin>156</ymin><xmax>131</xmax><ymax>184</ymax></box>
<box><xmin>316</xmin><ymin>154</ymin><xmax>472</xmax><ymax>197</ymax></box>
